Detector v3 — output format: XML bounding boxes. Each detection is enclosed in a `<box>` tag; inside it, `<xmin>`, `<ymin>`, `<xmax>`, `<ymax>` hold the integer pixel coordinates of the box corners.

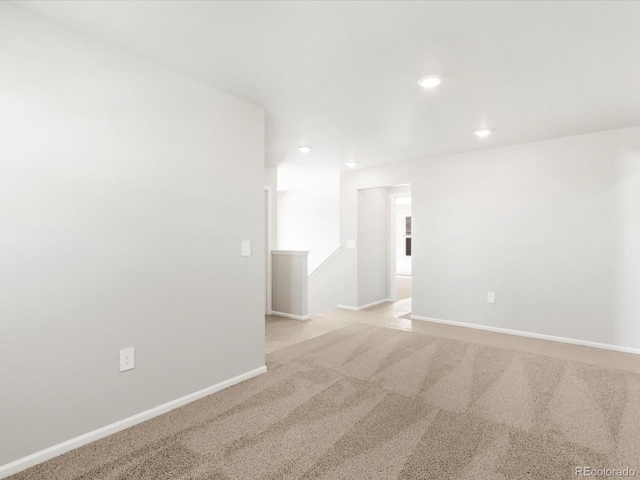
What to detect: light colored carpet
<box><xmin>10</xmin><ymin>323</ymin><xmax>640</xmax><ymax>479</ymax></box>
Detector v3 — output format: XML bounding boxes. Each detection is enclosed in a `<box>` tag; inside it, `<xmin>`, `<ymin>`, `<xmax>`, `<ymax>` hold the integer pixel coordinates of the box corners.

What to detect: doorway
<box><xmin>355</xmin><ymin>185</ymin><xmax>411</xmax><ymax>318</ymax></box>
<box><xmin>393</xmin><ymin>195</ymin><xmax>412</xmax><ymax>302</ymax></box>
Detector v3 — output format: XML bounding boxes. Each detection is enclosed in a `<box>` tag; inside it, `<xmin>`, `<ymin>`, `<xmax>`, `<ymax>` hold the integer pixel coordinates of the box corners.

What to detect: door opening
<box><xmin>354</xmin><ymin>185</ymin><xmax>411</xmax><ymax>318</ymax></box>
<box><xmin>393</xmin><ymin>195</ymin><xmax>412</xmax><ymax>303</ymax></box>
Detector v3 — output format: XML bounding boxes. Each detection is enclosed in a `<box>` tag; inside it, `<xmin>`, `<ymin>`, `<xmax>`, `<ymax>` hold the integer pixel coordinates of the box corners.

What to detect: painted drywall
<box><xmin>265</xmin><ymin>165</ymin><xmax>278</xmax><ymax>250</ymax></box>
<box><xmin>308</xmin><ymin>249</ymin><xmax>344</xmax><ymax>315</ymax></box>
<box><xmin>277</xmin><ymin>170</ymin><xmax>340</xmax><ymax>273</ymax></box>
<box><xmin>271</xmin><ymin>252</ymin><xmax>308</xmax><ymax>318</ymax></box>
<box><xmin>264</xmin><ymin>166</ymin><xmax>277</xmax><ymax>314</ymax></box>
<box><xmin>0</xmin><ymin>4</ymin><xmax>265</xmax><ymax>467</ymax></box>
<box><xmin>395</xmin><ymin>203</ymin><xmax>412</xmax><ymax>276</ymax></box>
<box><xmin>339</xmin><ymin>126</ymin><xmax>640</xmax><ymax>350</ymax></box>
<box><xmin>357</xmin><ymin>188</ymin><xmax>390</xmax><ymax>307</ymax></box>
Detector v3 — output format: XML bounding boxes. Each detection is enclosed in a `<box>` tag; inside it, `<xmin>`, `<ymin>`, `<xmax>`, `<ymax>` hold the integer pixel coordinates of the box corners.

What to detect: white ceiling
<box><xmin>14</xmin><ymin>1</ymin><xmax>640</xmax><ymax>178</ymax></box>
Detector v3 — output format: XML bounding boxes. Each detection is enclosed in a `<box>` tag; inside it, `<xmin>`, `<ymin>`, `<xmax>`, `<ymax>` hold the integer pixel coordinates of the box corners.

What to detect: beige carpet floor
<box><xmin>10</xmin><ymin>323</ymin><xmax>640</xmax><ymax>479</ymax></box>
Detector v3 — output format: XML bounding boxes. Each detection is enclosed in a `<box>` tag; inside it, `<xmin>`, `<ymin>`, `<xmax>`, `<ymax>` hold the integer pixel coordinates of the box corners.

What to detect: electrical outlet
<box><xmin>241</xmin><ymin>240</ymin><xmax>251</xmax><ymax>257</ymax></box>
<box><xmin>487</xmin><ymin>292</ymin><xmax>496</xmax><ymax>304</ymax></box>
<box><xmin>120</xmin><ymin>347</ymin><xmax>135</xmax><ymax>372</ymax></box>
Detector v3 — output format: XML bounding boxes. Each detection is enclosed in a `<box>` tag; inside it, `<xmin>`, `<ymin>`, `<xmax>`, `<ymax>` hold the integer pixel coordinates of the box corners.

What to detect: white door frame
<box><xmin>264</xmin><ymin>186</ymin><xmax>273</xmax><ymax>315</ymax></box>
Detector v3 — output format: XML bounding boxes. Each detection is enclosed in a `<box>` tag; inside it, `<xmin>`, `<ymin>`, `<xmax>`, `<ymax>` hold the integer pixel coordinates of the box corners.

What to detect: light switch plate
<box><xmin>346</xmin><ymin>240</ymin><xmax>356</xmax><ymax>249</ymax></box>
<box><xmin>241</xmin><ymin>240</ymin><xmax>251</xmax><ymax>257</ymax></box>
<box><xmin>487</xmin><ymin>292</ymin><xmax>496</xmax><ymax>304</ymax></box>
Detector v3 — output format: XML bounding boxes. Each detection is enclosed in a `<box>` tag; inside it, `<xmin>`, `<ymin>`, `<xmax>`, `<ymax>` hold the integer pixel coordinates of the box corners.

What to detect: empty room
<box><xmin>2</xmin><ymin>1</ymin><xmax>640</xmax><ymax>479</ymax></box>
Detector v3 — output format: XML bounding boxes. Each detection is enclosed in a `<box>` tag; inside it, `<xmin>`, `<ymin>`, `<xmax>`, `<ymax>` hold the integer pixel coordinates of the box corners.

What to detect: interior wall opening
<box><xmin>394</xmin><ymin>195</ymin><xmax>412</xmax><ymax>303</ymax></box>
<box><xmin>356</xmin><ymin>184</ymin><xmax>411</xmax><ymax>318</ymax></box>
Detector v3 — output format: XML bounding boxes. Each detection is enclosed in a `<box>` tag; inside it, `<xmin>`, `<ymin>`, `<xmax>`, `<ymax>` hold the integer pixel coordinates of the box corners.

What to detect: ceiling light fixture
<box><xmin>297</xmin><ymin>145</ymin><xmax>312</xmax><ymax>153</ymax></box>
<box><xmin>346</xmin><ymin>161</ymin><xmax>358</xmax><ymax>168</ymax></box>
<box><xmin>474</xmin><ymin>128</ymin><xmax>492</xmax><ymax>138</ymax></box>
<box><xmin>417</xmin><ymin>75</ymin><xmax>442</xmax><ymax>88</ymax></box>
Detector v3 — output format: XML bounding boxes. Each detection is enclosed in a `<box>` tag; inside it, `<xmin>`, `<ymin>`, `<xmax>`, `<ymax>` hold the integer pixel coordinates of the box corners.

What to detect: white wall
<box><xmin>340</xmin><ymin>126</ymin><xmax>640</xmax><ymax>350</ymax></box>
<box><xmin>271</xmin><ymin>252</ymin><xmax>309</xmax><ymax>319</ymax></box>
<box><xmin>0</xmin><ymin>4</ymin><xmax>265</xmax><ymax>467</ymax></box>
<box><xmin>357</xmin><ymin>188</ymin><xmax>390</xmax><ymax>307</ymax></box>
<box><xmin>265</xmin><ymin>165</ymin><xmax>278</xmax><ymax>250</ymax></box>
<box><xmin>395</xmin><ymin>203</ymin><xmax>412</xmax><ymax>276</ymax></box>
<box><xmin>308</xmin><ymin>249</ymin><xmax>345</xmax><ymax>315</ymax></box>
<box><xmin>277</xmin><ymin>173</ymin><xmax>340</xmax><ymax>273</ymax></box>
<box><xmin>264</xmin><ymin>166</ymin><xmax>277</xmax><ymax>313</ymax></box>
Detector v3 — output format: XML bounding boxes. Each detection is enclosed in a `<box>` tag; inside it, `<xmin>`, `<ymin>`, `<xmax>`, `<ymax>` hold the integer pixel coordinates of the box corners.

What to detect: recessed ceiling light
<box><xmin>297</xmin><ymin>145</ymin><xmax>312</xmax><ymax>153</ymax></box>
<box><xmin>346</xmin><ymin>161</ymin><xmax>358</xmax><ymax>168</ymax></box>
<box><xmin>474</xmin><ymin>128</ymin><xmax>492</xmax><ymax>138</ymax></box>
<box><xmin>417</xmin><ymin>75</ymin><xmax>442</xmax><ymax>88</ymax></box>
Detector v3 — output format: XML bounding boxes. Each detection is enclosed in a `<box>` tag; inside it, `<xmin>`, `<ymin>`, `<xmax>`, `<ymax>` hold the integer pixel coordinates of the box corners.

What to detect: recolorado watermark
<box><xmin>575</xmin><ymin>466</ymin><xmax>636</xmax><ymax>477</ymax></box>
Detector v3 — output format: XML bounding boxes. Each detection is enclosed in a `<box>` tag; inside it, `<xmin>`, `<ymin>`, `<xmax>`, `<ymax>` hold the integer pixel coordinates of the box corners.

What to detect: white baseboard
<box><xmin>410</xmin><ymin>315</ymin><xmax>640</xmax><ymax>355</ymax></box>
<box><xmin>0</xmin><ymin>365</ymin><xmax>268</xmax><ymax>479</ymax></box>
<box><xmin>336</xmin><ymin>304</ymin><xmax>358</xmax><ymax>311</ymax></box>
<box><xmin>337</xmin><ymin>298</ymin><xmax>391</xmax><ymax>312</ymax></box>
<box><xmin>271</xmin><ymin>311</ymin><xmax>310</xmax><ymax>321</ymax></box>
<box><xmin>359</xmin><ymin>298</ymin><xmax>391</xmax><ymax>310</ymax></box>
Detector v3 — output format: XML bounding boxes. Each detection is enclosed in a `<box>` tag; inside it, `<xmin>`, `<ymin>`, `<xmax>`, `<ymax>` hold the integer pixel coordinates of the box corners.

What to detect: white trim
<box><xmin>270</xmin><ymin>311</ymin><xmax>310</xmax><ymax>321</ymax></box>
<box><xmin>409</xmin><ymin>315</ymin><xmax>640</xmax><ymax>355</ymax></box>
<box><xmin>264</xmin><ymin>186</ymin><xmax>273</xmax><ymax>315</ymax></box>
<box><xmin>337</xmin><ymin>298</ymin><xmax>392</xmax><ymax>312</ymax></box>
<box><xmin>336</xmin><ymin>304</ymin><xmax>358</xmax><ymax>311</ymax></box>
<box><xmin>309</xmin><ymin>247</ymin><xmax>341</xmax><ymax>278</ymax></box>
<box><xmin>359</xmin><ymin>298</ymin><xmax>392</xmax><ymax>310</ymax></box>
<box><xmin>0</xmin><ymin>366</ymin><xmax>268</xmax><ymax>479</ymax></box>
<box><xmin>271</xmin><ymin>250</ymin><xmax>310</xmax><ymax>256</ymax></box>
<box><xmin>336</xmin><ymin>304</ymin><xmax>359</xmax><ymax>311</ymax></box>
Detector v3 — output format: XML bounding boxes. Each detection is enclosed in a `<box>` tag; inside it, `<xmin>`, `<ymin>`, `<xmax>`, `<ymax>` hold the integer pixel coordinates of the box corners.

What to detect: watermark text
<box><xmin>575</xmin><ymin>466</ymin><xmax>636</xmax><ymax>478</ymax></box>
